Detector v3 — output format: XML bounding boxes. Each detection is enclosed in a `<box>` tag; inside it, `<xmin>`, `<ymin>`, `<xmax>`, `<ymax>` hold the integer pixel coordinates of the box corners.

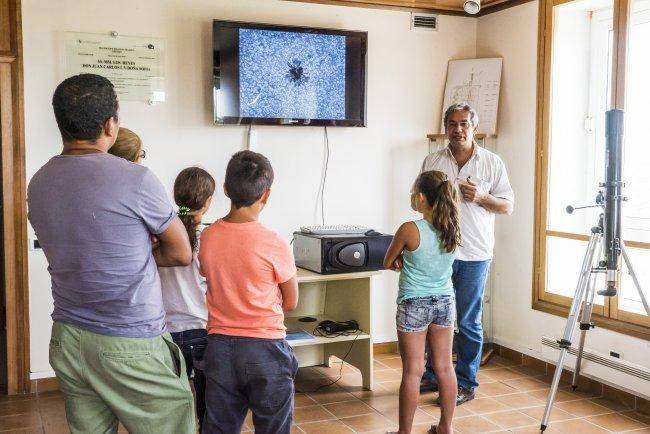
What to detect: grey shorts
<box><xmin>396</xmin><ymin>295</ymin><xmax>456</xmax><ymax>332</ymax></box>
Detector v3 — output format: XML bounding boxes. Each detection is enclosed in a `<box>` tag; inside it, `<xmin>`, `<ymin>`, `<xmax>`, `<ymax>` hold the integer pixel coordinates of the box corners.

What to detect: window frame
<box><xmin>533</xmin><ymin>0</ymin><xmax>650</xmax><ymax>340</ymax></box>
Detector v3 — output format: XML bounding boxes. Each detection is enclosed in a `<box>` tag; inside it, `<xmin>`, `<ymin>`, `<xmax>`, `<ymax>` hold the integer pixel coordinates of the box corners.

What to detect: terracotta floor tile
<box><xmin>622</xmin><ymin>410</ymin><xmax>650</xmax><ymax>426</ymax></box>
<box><xmin>378</xmin><ymin>381</ymin><xmax>401</xmax><ymax>395</ymax></box>
<box><xmin>550</xmin><ymin>418</ymin><xmax>612</xmax><ymax>433</ymax></box>
<box><xmin>462</xmin><ymin>397</ymin><xmax>511</xmax><ymax>415</ymax></box>
<box><xmin>555</xmin><ymin>398</ymin><xmax>613</xmax><ymax>417</ymax></box>
<box><xmin>374</xmin><ymin>353</ymin><xmax>401</xmax><ymax>361</ymax></box>
<box><xmin>329</xmin><ymin>374</ymin><xmax>363</xmax><ymax>390</ymax></box>
<box><xmin>308</xmin><ymin>385</ymin><xmax>357</xmax><ymax>405</ymax></box>
<box><xmin>8</xmin><ymin>428</ymin><xmax>45</xmax><ymax>434</ymax></box>
<box><xmin>362</xmin><ymin>394</ymin><xmax>399</xmax><ymax>412</ymax></box>
<box><xmin>502</xmin><ymin>377</ymin><xmax>549</xmax><ymax>392</ymax></box>
<box><xmin>419</xmin><ymin>403</ymin><xmax>472</xmax><ymax>419</ymax></box>
<box><xmin>591</xmin><ymin>396</ymin><xmax>635</xmax><ymax>412</ymax></box>
<box><xmin>476</xmin><ymin>381</ymin><xmax>519</xmax><ymax>397</ymax></box>
<box><xmin>483</xmin><ymin>409</ymin><xmax>538</xmax><ymax>429</ymax></box>
<box><xmin>493</xmin><ymin>392</ymin><xmax>545</xmax><ymax>409</ymax></box>
<box><xmin>0</xmin><ymin>412</ymin><xmax>43</xmax><ymax>430</ymax></box>
<box><xmin>518</xmin><ymin>405</ymin><xmax>575</xmax><ymax>423</ymax></box>
<box><xmin>380</xmin><ymin>357</ymin><xmax>403</xmax><ymax>370</ymax></box>
<box><xmin>587</xmin><ymin>412</ymin><xmax>648</xmax><ymax>432</ymax></box>
<box><xmin>295</xmin><ymin>393</ymin><xmax>318</xmax><ymax>408</ymax></box>
<box><xmin>373</xmin><ymin>369</ymin><xmax>402</xmax><ymax>383</ymax></box>
<box><xmin>480</xmin><ymin>367</ymin><xmax>527</xmax><ymax>382</ymax></box>
<box><xmin>323</xmin><ymin>400</ymin><xmax>374</xmax><ymax>418</ymax></box>
<box><xmin>453</xmin><ymin>414</ymin><xmax>502</xmax><ymax>433</ymax></box>
<box><xmin>528</xmin><ymin>389</ymin><xmax>581</xmax><ymax>403</ymax></box>
<box><xmin>510</xmin><ymin>425</ymin><xmax>563</xmax><ymax>434</ymax></box>
<box><xmin>380</xmin><ymin>407</ymin><xmax>436</xmax><ymax>425</ymax></box>
<box><xmin>339</xmin><ymin>412</ymin><xmax>397</xmax><ymax>432</ymax></box>
<box><xmin>293</xmin><ymin>405</ymin><xmax>337</xmax><ymax>424</ymax></box>
<box><xmin>476</xmin><ymin>371</ymin><xmax>499</xmax><ymax>384</ymax></box>
<box><xmin>297</xmin><ymin>419</ymin><xmax>355</xmax><ymax>433</ymax></box>
<box><xmin>0</xmin><ymin>399</ymin><xmax>41</xmax><ymax>417</ymax></box>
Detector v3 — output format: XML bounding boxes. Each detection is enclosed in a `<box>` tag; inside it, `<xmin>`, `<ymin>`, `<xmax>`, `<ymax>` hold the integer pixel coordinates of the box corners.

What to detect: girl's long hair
<box><xmin>413</xmin><ymin>170</ymin><xmax>461</xmax><ymax>253</ymax></box>
<box><xmin>174</xmin><ymin>167</ymin><xmax>216</xmax><ymax>251</ymax></box>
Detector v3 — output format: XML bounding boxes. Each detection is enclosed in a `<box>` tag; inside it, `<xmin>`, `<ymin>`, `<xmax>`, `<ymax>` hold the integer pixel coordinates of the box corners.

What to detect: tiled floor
<box><xmin>1</xmin><ymin>353</ymin><xmax>649</xmax><ymax>433</ymax></box>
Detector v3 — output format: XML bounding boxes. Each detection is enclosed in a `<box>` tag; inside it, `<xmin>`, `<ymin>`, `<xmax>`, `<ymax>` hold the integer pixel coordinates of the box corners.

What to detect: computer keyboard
<box><xmin>300</xmin><ymin>224</ymin><xmax>369</xmax><ymax>235</ymax></box>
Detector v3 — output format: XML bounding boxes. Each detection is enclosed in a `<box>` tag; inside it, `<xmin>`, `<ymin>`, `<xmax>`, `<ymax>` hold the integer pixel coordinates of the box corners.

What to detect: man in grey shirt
<box><xmin>28</xmin><ymin>74</ymin><xmax>195</xmax><ymax>434</ymax></box>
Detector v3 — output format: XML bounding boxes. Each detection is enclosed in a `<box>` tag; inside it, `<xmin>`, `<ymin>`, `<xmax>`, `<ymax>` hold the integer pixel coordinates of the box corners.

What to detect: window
<box><xmin>535</xmin><ymin>0</ymin><xmax>650</xmax><ymax>338</ymax></box>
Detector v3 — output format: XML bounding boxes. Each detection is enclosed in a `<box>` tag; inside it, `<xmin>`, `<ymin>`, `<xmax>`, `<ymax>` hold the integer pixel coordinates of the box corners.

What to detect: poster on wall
<box><xmin>440</xmin><ymin>58</ymin><xmax>502</xmax><ymax>135</ymax></box>
<box><xmin>64</xmin><ymin>32</ymin><xmax>165</xmax><ymax>103</ymax></box>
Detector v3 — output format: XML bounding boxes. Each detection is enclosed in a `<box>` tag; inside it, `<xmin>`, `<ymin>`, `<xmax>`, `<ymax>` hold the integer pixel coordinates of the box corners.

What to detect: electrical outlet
<box><xmin>28</xmin><ymin>237</ymin><xmax>42</xmax><ymax>250</ymax></box>
<box><xmin>609</xmin><ymin>350</ymin><xmax>622</xmax><ymax>359</ymax></box>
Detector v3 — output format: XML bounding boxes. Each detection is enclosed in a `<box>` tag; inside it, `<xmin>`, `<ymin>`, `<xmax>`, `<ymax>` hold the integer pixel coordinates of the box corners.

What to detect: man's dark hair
<box><xmin>225</xmin><ymin>151</ymin><xmax>274</xmax><ymax>208</ymax></box>
<box><xmin>52</xmin><ymin>74</ymin><xmax>118</xmax><ymax>142</ymax></box>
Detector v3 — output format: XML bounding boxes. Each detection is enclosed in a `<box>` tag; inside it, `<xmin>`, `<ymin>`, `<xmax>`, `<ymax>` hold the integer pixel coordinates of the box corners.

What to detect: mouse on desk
<box><xmin>364</xmin><ymin>229</ymin><xmax>381</xmax><ymax>236</ymax></box>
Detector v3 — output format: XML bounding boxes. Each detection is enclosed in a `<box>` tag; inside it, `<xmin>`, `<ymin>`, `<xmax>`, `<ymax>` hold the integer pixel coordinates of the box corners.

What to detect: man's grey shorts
<box><xmin>396</xmin><ymin>295</ymin><xmax>456</xmax><ymax>332</ymax></box>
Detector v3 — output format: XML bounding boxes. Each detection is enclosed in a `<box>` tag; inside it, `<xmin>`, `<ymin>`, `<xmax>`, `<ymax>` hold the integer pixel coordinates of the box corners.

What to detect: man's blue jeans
<box><xmin>423</xmin><ymin>259</ymin><xmax>491</xmax><ymax>392</ymax></box>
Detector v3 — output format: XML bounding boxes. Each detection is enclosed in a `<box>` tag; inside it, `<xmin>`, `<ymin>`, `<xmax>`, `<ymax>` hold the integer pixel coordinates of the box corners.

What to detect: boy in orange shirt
<box><xmin>199</xmin><ymin>150</ymin><xmax>299</xmax><ymax>434</ymax></box>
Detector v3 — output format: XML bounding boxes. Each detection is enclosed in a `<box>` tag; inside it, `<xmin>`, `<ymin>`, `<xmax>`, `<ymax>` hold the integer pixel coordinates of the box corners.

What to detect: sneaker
<box><xmin>436</xmin><ymin>386</ymin><xmax>475</xmax><ymax>406</ymax></box>
<box><xmin>420</xmin><ymin>379</ymin><xmax>439</xmax><ymax>393</ymax></box>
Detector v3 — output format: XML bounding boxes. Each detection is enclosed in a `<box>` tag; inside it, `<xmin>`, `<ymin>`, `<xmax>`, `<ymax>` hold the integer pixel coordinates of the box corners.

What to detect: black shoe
<box><xmin>436</xmin><ymin>386</ymin><xmax>475</xmax><ymax>406</ymax></box>
<box><xmin>420</xmin><ymin>379</ymin><xmax>439</xmax><ymax>393</ymax></box>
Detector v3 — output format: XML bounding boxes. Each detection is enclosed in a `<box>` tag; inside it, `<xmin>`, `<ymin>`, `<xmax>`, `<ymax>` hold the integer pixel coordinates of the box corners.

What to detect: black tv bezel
<box><xmin>212</xmin><ymin>20</ymin><xmax>368</xmax><ymax>127</ymax></box>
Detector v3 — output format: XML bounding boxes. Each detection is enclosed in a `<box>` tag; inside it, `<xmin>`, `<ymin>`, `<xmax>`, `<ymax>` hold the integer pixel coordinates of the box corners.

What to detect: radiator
<box><xmin>541</xmin><ymin>336</ymin><xmax>650</xmax><ymax>399</ymax></box>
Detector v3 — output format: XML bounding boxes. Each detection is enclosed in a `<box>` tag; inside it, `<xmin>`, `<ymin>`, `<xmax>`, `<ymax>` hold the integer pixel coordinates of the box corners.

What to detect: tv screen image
<box><xmin>239</xmin><ymin>28</ymin><xmax>346</xmax><ymax>121</ymax></box>
<box><xmin>213</xmin><ymin>20</ymin><xmax>367</xmax><ymax>127</ymax></box>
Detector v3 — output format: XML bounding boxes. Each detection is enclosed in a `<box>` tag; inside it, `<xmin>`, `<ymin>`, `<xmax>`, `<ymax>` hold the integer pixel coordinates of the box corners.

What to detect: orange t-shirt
<box><xmin>198</xmin><ymin>219</ymin><xmax>296</xmax><ymax>339</ymax></box>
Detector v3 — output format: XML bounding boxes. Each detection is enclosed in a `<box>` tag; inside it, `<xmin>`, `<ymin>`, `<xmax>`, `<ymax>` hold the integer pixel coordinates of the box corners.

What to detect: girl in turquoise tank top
<box><xmin>384</xmin><ymin>170</ymin><xmax>461</xmax><ymax>434</ymax></box>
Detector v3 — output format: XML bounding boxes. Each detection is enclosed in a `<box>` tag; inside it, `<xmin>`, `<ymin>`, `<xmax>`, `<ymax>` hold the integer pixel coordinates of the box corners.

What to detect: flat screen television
<box><xmin>213</xmin><ymin>20</ymin><xmax>367</xmax><ymax>127</ymax></box>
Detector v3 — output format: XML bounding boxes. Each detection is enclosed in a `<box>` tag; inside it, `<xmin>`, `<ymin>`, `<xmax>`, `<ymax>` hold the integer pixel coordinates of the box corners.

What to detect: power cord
<box><xmin>316</xmin><ymin>126</ymin><xmax>330</xmax><ymax>225</ymax></box>
<box><xmin>295</xmin><ymin>321</ymin><xmax>361</xmax><ymax>394</ymax></box>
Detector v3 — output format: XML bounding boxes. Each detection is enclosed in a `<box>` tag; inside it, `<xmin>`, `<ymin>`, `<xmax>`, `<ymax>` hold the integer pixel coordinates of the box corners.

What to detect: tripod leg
<box><xmin>541</xmin><ymin>233</ymin><xmax>600</xmax><ymax>432</ymax></box>
<box><xmin>573</xmin><ymin>273</ymin><xmax>597</xmax><ymax>389</ymax></box>
<box><xmin>621</xmin><ymin>244</ymin><xmax>650</xmax><ymax>316</ymax></box>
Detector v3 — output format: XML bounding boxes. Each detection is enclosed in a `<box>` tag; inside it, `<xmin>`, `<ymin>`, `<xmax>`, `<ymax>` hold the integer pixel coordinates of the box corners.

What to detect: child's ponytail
<box><xmin>173</xmin><ymin>167</ymin><xmax>216</xmax><ymax>252</ymax></box>
<box><xmin>414</xmin><ymin>171</ymin><xmax>461</xmax><ymax>253</ymax></box>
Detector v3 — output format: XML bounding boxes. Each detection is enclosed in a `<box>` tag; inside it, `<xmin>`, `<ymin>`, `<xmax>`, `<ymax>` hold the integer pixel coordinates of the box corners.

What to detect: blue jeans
<box><xmin>202</xmin><ymin>334</ymin><xmax>298</xmax><ymax>434</ymax></box>
<box><xmin>170</xmin><ymin>328</ymin><xmax>208</xmax><ymax>431</ymax></box>
<box><xmin>423</xmin><ymin>259</ymin><xmax>491</xmax><ymax>391</ymax></box>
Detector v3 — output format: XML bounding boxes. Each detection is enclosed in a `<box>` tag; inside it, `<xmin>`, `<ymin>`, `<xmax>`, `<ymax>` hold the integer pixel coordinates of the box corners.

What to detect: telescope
<box><xmin>541</xmin><ymin>109</ymin><xmax>649</xmax><ymax>432</ymax></box>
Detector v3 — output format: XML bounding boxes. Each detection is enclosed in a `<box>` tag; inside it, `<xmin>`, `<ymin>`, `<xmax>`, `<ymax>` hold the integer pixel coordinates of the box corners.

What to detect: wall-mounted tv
<box><xmin>213</xmin><ymin>20</ymin><xmax>367</xmax><ymax>127</ymax></box>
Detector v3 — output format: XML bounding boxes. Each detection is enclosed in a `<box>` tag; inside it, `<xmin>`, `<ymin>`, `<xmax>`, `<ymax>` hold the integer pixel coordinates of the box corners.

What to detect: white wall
<box><xmin>477</xmin><ymin>0</ymin><xmax>650</xmax><ymax>390</ymax></box>
<box><xmin>22</xmin><ymin>0</ymin><xmax>477</xmax><ymax>375</ymax></box>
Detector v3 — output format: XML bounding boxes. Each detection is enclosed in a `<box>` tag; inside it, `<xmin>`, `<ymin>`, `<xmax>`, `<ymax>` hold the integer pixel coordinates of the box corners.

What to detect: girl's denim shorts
<box><xmin>396</xmin><ymin>295</ymin><xmax>455</xmax><ymax>332</ymax></box>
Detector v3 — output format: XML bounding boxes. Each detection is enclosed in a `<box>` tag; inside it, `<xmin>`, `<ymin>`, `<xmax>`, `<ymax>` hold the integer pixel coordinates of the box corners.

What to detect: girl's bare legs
<box><xmin>396</xmin><ymin>329</ymin><xmax>428</xmax><ymax>434</ymax></box>
<box><xmin>427</xmin><ymin>324</ymin><xmax>456</xmax><ymax>434</ymax></box>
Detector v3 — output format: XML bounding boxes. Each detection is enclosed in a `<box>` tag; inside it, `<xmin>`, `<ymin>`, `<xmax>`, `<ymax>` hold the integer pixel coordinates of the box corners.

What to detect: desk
<box><xmin>285</xmin><ymin>268</ymin><xmax>378</xmax><ymax>390</ymax></box>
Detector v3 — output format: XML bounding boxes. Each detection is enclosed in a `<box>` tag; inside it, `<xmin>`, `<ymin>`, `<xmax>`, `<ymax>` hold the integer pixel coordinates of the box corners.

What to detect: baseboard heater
<box><xmin>541</xmin><ymin>336</ymin><xmax>650</xmax><ymax>399</ymax></box>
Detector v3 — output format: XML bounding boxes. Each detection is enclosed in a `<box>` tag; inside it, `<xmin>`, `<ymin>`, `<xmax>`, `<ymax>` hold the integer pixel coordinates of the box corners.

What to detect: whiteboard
<box><xmin>440</xmin><ymin>58</ymin><xmax>503</xmax><ymax>135</ymax></box>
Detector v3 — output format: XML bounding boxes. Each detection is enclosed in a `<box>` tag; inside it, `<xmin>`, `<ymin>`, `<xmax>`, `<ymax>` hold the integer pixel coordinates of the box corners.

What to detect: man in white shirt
<box><xmin>419</xmin><ymin>103</ymin><xmax>514</xmax><ymax>405</ymax></box>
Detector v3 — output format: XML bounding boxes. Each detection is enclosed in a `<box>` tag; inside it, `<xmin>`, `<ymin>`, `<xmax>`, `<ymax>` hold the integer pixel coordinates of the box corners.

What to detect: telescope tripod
<box><xmin>540</xmin><ymin>215</ymin><xmax>650</xmax><ymax>432</ymax></box>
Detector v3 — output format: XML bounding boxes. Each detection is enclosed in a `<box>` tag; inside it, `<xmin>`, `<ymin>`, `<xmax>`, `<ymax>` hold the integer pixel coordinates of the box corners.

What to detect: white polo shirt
<box><xmin>420</xmin><ymin>144</ymin><xmax>514</xmax><ymax>261</ymax></box>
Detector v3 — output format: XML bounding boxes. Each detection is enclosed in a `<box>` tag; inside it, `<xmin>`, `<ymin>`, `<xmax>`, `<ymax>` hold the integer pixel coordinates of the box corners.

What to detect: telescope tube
<box><xmin>601</xmin><ymin>109</ymin><xmax>624</xmax><ymax>296</ymax></box>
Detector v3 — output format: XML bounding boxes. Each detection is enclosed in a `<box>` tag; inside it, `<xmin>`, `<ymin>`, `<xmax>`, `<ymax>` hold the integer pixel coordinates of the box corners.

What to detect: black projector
<box><xmin>293</xmin><ymin>232</ymin><xmax>393</xmax><ymax>274</ymax></box>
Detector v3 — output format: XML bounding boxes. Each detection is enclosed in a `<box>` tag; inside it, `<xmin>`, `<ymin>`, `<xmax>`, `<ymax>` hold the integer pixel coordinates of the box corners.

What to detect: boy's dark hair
<box><xmin>225</xmin><ymin>150</ymin><xmax>274</xmax><ymax>208</ymax></box>
<box><xmin>52</xmin><ymin>74</ymin><xmax>118</xmax><ymax>142</ymax></box>
<box><xmin>174</xmin><ymin>167</ymin><xmax>216</xmax><ymax>251</ymax></box>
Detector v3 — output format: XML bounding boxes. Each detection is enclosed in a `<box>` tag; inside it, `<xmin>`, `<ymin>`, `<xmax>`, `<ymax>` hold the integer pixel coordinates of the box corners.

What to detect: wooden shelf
<box><xmin>285</xmin><ymin>315</ymin><xmax>371</xmax><ymax>348</ymax></box>
<box><xmin>296</xmin><ymin>267</ymin><xmax>379</xmax><ymax>283</ymax></box>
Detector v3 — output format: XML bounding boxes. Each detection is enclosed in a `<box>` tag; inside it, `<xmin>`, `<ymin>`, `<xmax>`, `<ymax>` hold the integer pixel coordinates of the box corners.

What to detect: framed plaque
<box><xmin>65</xmin><ymin>32</ymin><xmax>165</xmax><ymax>103</ymax></box>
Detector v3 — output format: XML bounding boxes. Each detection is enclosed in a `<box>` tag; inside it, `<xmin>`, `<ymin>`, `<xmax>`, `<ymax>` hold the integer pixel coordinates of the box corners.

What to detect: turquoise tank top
<box><xmin>397</xmin><ymin>219</ymin><xmax>456</xmax><ymax>304</ymax></box>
